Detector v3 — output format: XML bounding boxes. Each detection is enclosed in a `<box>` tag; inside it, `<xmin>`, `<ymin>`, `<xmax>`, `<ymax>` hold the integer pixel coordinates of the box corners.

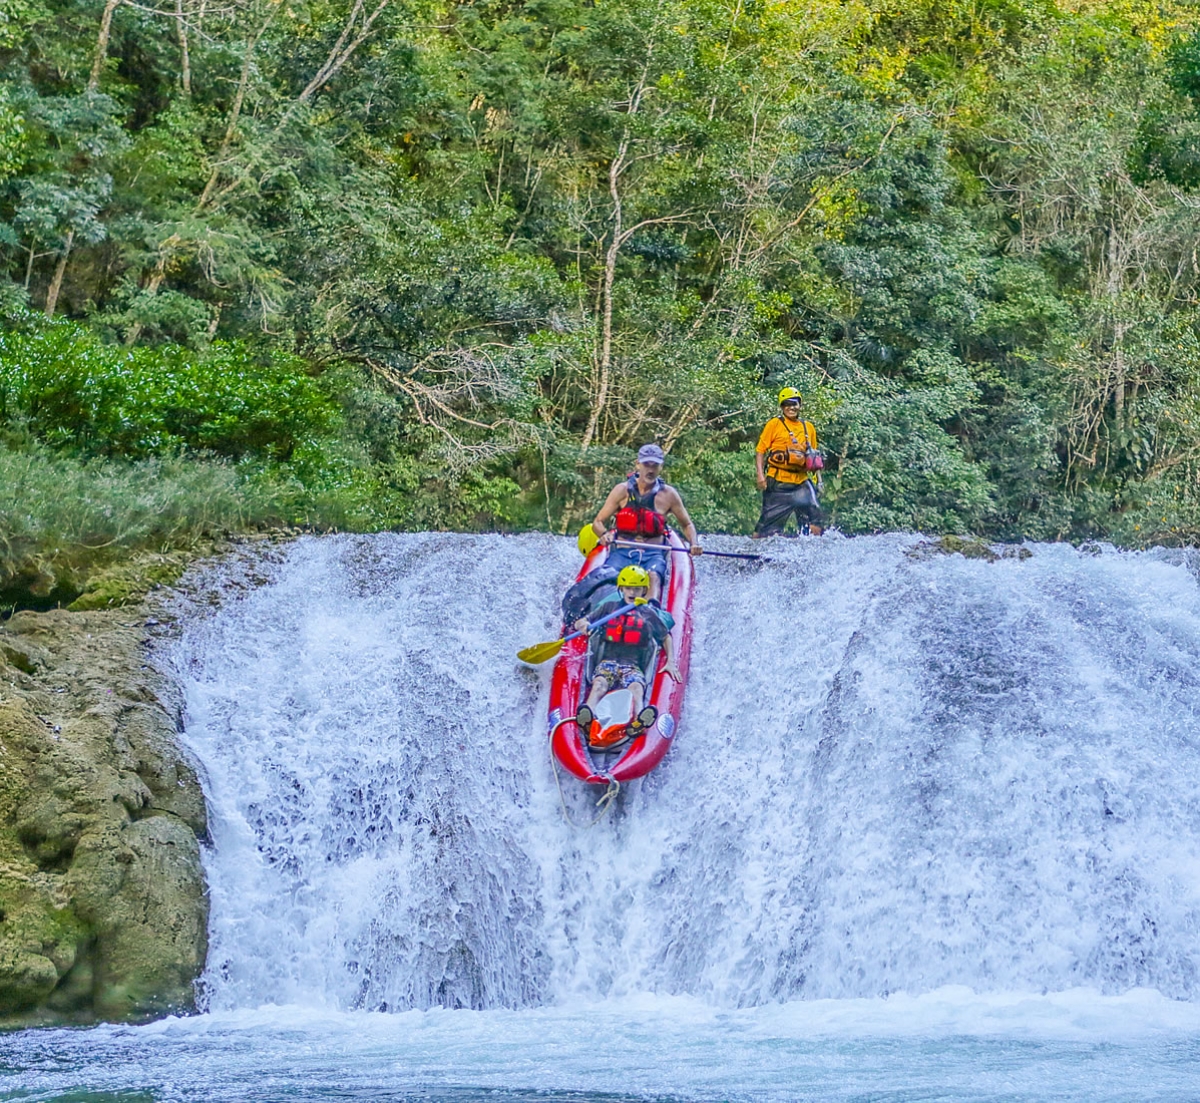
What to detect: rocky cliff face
<box><xmin>0</xmin><ymin>609</ymin><xmax>207</xmax><ymax>1024</ymax></box>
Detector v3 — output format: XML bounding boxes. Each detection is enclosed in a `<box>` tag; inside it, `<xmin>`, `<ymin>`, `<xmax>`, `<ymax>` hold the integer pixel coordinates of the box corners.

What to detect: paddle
<box><xmin>577</xmin><ymin>524</ymin><xmax>600</xmax><ymax>556</ymax></box>
<box><xmin>517</xmin><ymin>602</ymin><xmax>636</xmax><ymax>665</ymax></box>
<box><xmin>580</xmin><ymin>522</ymin><xmax>767</xmax><ymax>561</ymax></box>
<box><xmin>610</xmin><ymin>539</ymin><xmax>768</xmax><ymax>562</ymax></box>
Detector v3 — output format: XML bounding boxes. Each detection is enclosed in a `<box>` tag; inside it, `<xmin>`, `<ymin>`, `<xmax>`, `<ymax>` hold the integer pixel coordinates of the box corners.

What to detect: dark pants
<box><xmin>754</xmin><ymin>477</ymin><xmax>823</xmax><ymax>536</ymax></box>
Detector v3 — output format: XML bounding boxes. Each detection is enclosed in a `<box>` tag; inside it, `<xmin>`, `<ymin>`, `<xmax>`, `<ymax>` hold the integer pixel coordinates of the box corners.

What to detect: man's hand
<box><xmin>663</xmin><ymin>661</ymin><xmax>682</xmax><ymax>682</ymax></box>
<box><xmin>756</xmin><ymin>475</ymin><xmax>767</xmax><ymax>491</ymax></box>
<box><xmin>573</xmin><ymin>618</ymin><xmax>589</xmax><ymax>633</ymax></box>
<box><xmin>598</xmin><ymin>530</ymin><xmax>615</xmax><ymax>546</ymax></box>
<box><xmin>689</xmin><ymin>543</ymin><xmax>703</xmax><ymax>557</ymax></box>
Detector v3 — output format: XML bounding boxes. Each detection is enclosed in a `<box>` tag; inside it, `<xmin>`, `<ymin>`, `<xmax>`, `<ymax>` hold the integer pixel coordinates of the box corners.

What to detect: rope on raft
<box><xmin>548</xmin><ymin>719</ymin><xmax>620</xmax><ymax>828</ymax></box>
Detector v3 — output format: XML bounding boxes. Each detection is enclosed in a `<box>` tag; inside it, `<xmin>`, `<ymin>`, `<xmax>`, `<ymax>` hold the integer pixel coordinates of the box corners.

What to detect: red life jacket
<box><xmin>614</xmin><ymin>475</ymin><xmax>667</xmax><ymax>538</ymax></box>
<box><xmin>605</xmin><ymin>610</ymin><xmax>647</xmax><ymax>647</ymax></box>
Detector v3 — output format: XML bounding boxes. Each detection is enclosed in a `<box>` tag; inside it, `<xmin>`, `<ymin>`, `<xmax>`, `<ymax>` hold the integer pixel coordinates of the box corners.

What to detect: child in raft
<box><xmin>572</xmin><ymin>564</ymin><xmax>680</xmax><ymax>744</ymax></box>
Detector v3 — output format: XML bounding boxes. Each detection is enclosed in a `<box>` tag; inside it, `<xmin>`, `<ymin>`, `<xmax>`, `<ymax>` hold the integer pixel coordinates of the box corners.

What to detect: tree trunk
<box><xmin>1106</xmin><ymin>228</ymin><xmax>1127</xmax><ymax>438</ymax></box>
<box><xmin>580</xmin><ymin>136</ymin><xmax>629</xmax><ymax>454</ymax></box>
<box><xmin>197</xmin><ymin>9</ymin><xmax>276</xmax><ymax>210</ymax></box>
<box><xmin>176</xmin><ymin>0</ymin><xmax>191</xmax><ymax>96</ymax></box>
<box><xmin>44</xmin><ymin>231</ymin><xmax>74</xmax><ymax>318</ymax></box>
<box><xmin>88</xmin><ymin>0</ymin><xmax>121</xmax><ymax>92</ymax></box>
<box><xmin>1112</xmin><ymin>320</ymin><xmax>1127</xmax><ymax>435</ymax></box>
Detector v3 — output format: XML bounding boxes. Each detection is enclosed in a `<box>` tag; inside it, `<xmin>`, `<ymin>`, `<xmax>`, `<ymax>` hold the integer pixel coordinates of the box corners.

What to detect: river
<box><xmin>4</xmin><ymin>532</ymin><xmax>1200</xmax><ymax>1100</ymax></box>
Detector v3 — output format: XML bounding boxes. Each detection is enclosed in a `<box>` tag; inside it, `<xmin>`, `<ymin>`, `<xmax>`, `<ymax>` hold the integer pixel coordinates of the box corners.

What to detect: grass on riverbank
<box><xmin>0</xmin><ymin>444</ymin><xmax>336</xmax><ymax>609</ymax></box>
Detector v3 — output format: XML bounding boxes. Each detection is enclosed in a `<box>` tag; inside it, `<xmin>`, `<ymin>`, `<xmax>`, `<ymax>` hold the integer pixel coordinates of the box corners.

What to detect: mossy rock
<box><xmin>0</xmin><ymin>555</ymin><xmax>86</xmax><ymax>610</ymax></box>
<box><xmin>908</xmin><ymin>535</ymin><xmax>1033</xmax><ymax>563</ymax></box>
<box><xmin>0</xmin><ymin>887</ymin><xmax>91</xmax><ymax>1018</ymax></box>
<box><xmin>938</xmin><ymin>534</ymin><xmax>1000</xmax><ymax>561</ymax></box>
<box><xmin>68</xmin><ymin>554</ymin><xmax>189</xmax><ymax>611</ymax></box>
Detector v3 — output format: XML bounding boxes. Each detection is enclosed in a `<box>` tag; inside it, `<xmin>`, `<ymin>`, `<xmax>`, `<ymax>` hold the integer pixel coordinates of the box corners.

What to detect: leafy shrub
<box><xmin>0</xmin><ymin>314</ymin><xmax>337</xmax><ymax>459</ymax></box>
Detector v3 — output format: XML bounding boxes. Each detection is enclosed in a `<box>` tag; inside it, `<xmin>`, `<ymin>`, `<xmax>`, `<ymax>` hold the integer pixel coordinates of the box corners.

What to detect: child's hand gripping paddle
<box><xmin>517</xmin><ymin>602</ymin><xmax>635</xmax><ymax>665</ymax></box>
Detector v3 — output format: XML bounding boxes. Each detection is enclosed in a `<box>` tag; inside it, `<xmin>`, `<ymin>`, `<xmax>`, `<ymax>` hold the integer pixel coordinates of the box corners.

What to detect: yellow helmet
<box><xmin>616</xmin><ymin>565</ymin><xmax>650</xmax><ymax>589</ymax></box>
<box><xmin>778</xmin><ymin>386</ymin><xmax>803</xmax><ymax>405</ymax></box>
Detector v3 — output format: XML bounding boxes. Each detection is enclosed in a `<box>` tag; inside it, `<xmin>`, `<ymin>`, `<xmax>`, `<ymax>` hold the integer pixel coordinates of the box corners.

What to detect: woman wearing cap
<box><xmin>753</xmin><ymin>388</ymin><xmax>825</xmax><ymax>538</ymax></box>
<box><xmin>586</xmin><ymin>443</ymin><xmax>702</xmax><ymax>602</ymax></box>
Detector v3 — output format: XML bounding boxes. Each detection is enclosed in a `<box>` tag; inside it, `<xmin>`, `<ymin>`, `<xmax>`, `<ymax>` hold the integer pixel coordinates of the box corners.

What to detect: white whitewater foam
<box><xmin>171</xmin><ymin>532</ymin><xmax>1200</xmax><ymax>1014</ymax></box>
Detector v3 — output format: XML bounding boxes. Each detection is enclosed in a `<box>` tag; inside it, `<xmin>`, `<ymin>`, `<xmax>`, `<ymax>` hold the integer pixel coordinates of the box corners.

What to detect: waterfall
<box><xmin>172</xmin><ymin>533</ymin><xmax>1200</xmax><ymax>1013</ymax></box>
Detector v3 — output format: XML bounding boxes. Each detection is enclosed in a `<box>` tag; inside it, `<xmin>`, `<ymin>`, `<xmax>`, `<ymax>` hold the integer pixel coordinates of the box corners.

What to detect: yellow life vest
<box><xmin>766</xmin><ymin>417</ymin><xmax>818</xmax><ymax>478</ymax></box>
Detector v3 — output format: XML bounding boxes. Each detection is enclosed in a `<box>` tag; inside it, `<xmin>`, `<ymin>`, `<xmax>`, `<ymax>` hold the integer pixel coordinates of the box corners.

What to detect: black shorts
<box><xmin>754</xmin><ymin>477</ymin><xmax>823</xmax><ymax>536</ymax></box>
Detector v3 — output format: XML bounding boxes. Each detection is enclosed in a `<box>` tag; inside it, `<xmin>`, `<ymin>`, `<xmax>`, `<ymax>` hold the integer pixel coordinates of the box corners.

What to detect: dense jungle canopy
<box><xmin>4</xmin><ymin>0</ymin><xmax>1200</xmax><ymax>592</ymax></box>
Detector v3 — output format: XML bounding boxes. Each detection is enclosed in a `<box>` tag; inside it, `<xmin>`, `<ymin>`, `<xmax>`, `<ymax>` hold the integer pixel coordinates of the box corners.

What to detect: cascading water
<box><xmin>173</xmin><ymin>532</ymin><xmax>1200</xmax><ymax>1015</ymax></box>
<box><xmin>8</xmin><ymin>531</ymin><xmax>1200</xmax><ymax>1103</ymax></box>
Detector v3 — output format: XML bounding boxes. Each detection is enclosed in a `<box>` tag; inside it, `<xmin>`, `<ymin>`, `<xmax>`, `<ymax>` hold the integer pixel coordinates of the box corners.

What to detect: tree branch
<box><xmin>276</xmin><ymin>0</ymin><xmax>388</xmax><ymax>132</ymax></box>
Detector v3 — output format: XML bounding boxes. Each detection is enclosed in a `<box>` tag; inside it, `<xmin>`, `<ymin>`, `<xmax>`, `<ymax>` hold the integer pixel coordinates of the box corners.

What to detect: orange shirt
<box><xmin>756</xmin><ymin>416</ymin><xmax>818</xmax><ymax>485</ymax></box>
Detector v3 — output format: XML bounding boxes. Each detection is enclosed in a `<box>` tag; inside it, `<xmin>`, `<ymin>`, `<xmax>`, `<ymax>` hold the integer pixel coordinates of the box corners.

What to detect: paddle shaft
<box><xmin>609</xmin><ymin>539</ymin><xmax>767</xmax><ymax>562</ymax></box>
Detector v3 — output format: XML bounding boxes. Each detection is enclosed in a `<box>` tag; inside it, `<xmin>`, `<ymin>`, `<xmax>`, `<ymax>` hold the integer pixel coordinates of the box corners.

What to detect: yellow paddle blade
<box><xmin>576</xmin><ymin>523</ymin><xmax>599</xmax><ymax>556</ymax></box>
<box><xmin>517</xmin><ymin>637</ymin><xmax>566</xmax><ymax>665</ymax></box>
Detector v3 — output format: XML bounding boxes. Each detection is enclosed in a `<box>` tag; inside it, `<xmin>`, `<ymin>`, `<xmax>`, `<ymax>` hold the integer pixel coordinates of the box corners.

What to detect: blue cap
<box><xmin>637</xmin><ymin>443</ymin><xmax>665</xmax><ymax>464</ymax></box>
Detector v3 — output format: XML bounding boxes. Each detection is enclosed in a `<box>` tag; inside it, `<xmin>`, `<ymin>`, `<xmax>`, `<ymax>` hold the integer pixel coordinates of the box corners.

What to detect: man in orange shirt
<box><xmin>752</xmin><ymin>387</ymin><xmax>825</xmax><ymax>538</ymax></box>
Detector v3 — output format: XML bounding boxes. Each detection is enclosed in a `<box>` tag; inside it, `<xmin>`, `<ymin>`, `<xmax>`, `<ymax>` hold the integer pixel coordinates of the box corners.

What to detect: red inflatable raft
<box><xmin>547</xmin><ymin>531</ymin><xmax>695</xmax><ymax>784</ymax></box>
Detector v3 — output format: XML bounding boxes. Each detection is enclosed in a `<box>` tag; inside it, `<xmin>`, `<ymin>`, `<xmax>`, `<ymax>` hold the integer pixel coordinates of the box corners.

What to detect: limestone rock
<box><xmin>0</xmin><ymin>638</ymin><xmax>49</xmax><ymax>675</ymax></box>
<box><xmin>0</xmin><ymin>609</ymin><xmax>208</xmax><ymax>1025</ymax></box>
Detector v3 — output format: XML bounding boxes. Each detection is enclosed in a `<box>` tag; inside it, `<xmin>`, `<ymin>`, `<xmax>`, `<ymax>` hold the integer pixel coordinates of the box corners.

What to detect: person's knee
<box><xmin>795</xmin><ymin>483</ymin><xmax>822</xmax><ymax>518</ymax></box>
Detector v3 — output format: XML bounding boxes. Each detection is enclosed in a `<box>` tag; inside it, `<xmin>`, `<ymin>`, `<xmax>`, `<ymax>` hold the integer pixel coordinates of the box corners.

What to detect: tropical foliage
<box><xmin>3</xmin><ymin>0</ymin><xmax>1200</xmax><ymax>555</ymax></box>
